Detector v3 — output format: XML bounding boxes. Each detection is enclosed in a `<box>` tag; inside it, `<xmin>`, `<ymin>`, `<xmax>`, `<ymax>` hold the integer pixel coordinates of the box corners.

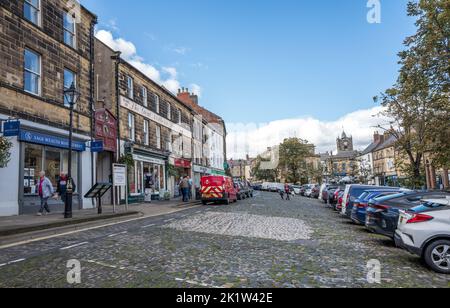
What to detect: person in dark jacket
<box><xmin>57</xmin><ymin>172</ymin><xmax>76</xmax><ymax>207</ymax></box>
<box><xmin>285</xmin><ymin>184</ymin><xmax>291</xmax><ymax>201</ymax></box>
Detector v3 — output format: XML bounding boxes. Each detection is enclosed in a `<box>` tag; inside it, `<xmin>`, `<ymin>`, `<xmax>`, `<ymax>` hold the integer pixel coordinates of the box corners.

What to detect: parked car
<box><xmin>311</xmin><ymin>185</ymin><xmax>321</xmax><ymax>199</ymax></box>
<box><xmin>261</xmin><ymin>182</ymin><xmax>270</xmax><ymax>191</ymax></box>
<box><xmin>318</xmin><ymin>184</ymin><xmax>328</xmax><ymax>202</ymax></box>
<box><xmin>350</xmin><ymin>189</ymin><xmax>406</xmax><ymax>225</ymax></box>
<box><xmin>328</xmin><ymin>186</ymin><xmax>343</xmax><ymax>204</ymax></box>
<box><xmin>201</xmin><ymin>176</ymin><xmax>238</xmax><ymax>205</ymax></box>
<box><xmin>365</xmin><ymin>191</ymin><xmax>450</xmax><ymax>238</ymax></box>
<box><xmin>341</xmin><ymin>185</ymin><xmax>392</xmax><ymax>217</ymax></box>
<box><xmin>395</xmin><ymin>198</ymin><xmax>450</xmax><ymax>274</ymax></box>
<box><xmin>292</xmin><ymin>185</ymin><xmax>302</xmax><ymax>195</ymax></box>
<box><xmin>323</xmin><ymin>185</ymin><xmax>339</xmax><ymax>204</ymax></box>
<box><xmin>233</xmin><ymin>179</ymin><xmax>254</xmax><ymax>199</ymax></box>
<box><xmin>252</xmin><ymin>183</ymin><xmax>263</xmax><ymax>191</ymax></box>
<box><xmin>304</xmin><ymin>184</ymin><xmax>316</xmax><ymax>197</ymax></box>
<box><xmin>334</xmin><ymin>191</ymin><xmax>345</xmax><ymax>212</ymax></box>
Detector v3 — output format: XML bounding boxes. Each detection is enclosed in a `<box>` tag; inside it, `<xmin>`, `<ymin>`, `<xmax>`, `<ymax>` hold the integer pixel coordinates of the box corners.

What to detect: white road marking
<box><xmin>175</xmin><ymin>277</ymin><xmax>220</xmax><ymax>288</ymax></box>
<box><xmin>86</xmin><ymin>260</ymin><xmax>126</xmax><ymax>270</ymax></box>
<box><xmin>0</xmin><ymin>258</ymin><xmax>26</xmax><ymax>268</ymax></box>
<box><xmin>0</xmin><ymin>204</ymin><xmax>203</xmax><ymax>250</ymax></box>
<box><xmin>164</xmin><ymin>218</ymin><xmax>175</xmax><ymax>223</ymax></box>
<box><xmin>141</xmin><ymin>224</ymin><xmax>155</xmax><ymax>229</ymax></box>
<box><xmin>60</xmin><ymin>242</ymin><xmax>88</xmax><ymax>250</ymax></box>
<box><xmin>107</xmin><ymin>231</ymin><xmax>128</xmax><ymax>238</ymax></box>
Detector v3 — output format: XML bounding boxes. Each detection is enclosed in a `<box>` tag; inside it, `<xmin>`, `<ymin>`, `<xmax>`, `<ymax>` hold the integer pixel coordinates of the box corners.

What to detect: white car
<box><xmin>292</xmin><ymin>185</ymin><xmax>302</xmax><ymax>195</ymax></box>
<box><xmin>395</xmin><ymin>198</ymin><xmax>450</xmax><ymax>274</ymax></box>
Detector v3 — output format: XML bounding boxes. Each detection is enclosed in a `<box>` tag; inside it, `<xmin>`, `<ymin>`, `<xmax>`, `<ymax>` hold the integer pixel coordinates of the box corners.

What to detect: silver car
<box><xmin>395</xmin><ymin>198</ymin><xmax>450</xmax><ymax>274</ymax></box>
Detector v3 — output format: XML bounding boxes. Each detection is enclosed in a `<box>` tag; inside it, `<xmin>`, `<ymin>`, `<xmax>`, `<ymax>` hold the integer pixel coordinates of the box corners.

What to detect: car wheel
<box><xmin>424</xmin><ymin>240</ymin><xmax>450</xmax><ymax>274</ymax></box>
<box><xmin>202</xmin><ymin>201</ymin><xmax>208</xmax><ymax>206</ymax></box>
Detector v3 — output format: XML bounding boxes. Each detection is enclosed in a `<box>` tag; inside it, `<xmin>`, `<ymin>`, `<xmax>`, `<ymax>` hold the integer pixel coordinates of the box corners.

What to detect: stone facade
<box><xmin>0</xmin><ymin>0</ymin><xmax>97</xmax><ymax>216</ymax></box>
<box><xmin>0</xmin><ymin>0</ymin><xmax>96</xmax><ymax>135</ymax></box>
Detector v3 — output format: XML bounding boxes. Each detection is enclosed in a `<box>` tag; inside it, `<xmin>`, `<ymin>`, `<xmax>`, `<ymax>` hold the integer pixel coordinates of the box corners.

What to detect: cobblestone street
<box><xmin>0</xmin><ymin>192</ymin><xmax>448</xmax><ymax>288</ymax></box>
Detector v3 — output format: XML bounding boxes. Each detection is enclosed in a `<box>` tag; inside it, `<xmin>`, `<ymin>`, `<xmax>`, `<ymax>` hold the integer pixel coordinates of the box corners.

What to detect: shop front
<box><xmin>193</xmin><ymin>164</ymin><xmax>212</xmax><ymax>200</ymax></box>
<box><xmin>127</xmin><ymin>152</ymin><xmax>167</xmax><ymax>203</ymax></box>
<box><xmin>170</xmin><ymin>158</ymin><xmax>192</xmax><ymax>198</ymax></box>
<box><xmin>18</xmin><ymin>128</ymin><xmax>90</xmax><ymax>215</ymax></box>
<box><xmin>94</xmin><ymin>109</ymin><xmax>117</xmax><ymax>205</ymax></box>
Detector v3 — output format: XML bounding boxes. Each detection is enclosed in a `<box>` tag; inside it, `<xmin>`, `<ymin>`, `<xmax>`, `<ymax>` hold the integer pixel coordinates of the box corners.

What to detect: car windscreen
<box><xmin>410</xmin><ymin>201</ymin><xmax>449</xmax><ymax>213</ymax></box>
<box><xmin>373</xmin><ymin>193</ymin><xmax>406</xmax><ymax>202</ymax></box>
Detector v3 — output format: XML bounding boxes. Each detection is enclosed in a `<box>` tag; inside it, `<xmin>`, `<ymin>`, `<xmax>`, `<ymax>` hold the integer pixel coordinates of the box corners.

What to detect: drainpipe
<box><xmin>89</xmin><ymin>17</ymin><xmax>98</xmax><ymax>196</ymax></box>
<box><xmin>112</xmin><ymin>52</ymin><xmax>122</xmax><ymax>162</ymax></box>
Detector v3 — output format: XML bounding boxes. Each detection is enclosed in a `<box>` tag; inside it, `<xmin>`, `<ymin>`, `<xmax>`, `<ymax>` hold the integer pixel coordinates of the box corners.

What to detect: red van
<box><xmin>200</xmin><ymin>176</ymin><xmax>238</xmax><ymax>205</ymax></box>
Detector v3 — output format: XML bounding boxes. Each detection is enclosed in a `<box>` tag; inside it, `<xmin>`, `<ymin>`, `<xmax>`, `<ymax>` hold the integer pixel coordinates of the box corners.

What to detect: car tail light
<box><xmin>406</xmin><ymin>213</ymin><xmax>434</xmax><ymax>224</ymax></box>
<box><xmin>357</xmin><ymin>203</ymin><xmax>368</xmax><ymax>209</ymax></box>
<box><xmin>373</xmin><ymin>204</ymin><xmax>390</xmax><ymax>211</ymax></box>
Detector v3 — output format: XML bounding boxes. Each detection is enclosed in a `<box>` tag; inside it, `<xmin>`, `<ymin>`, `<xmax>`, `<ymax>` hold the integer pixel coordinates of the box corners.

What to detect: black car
<box><xmin>365</xmin><ymin>191</ymin><xmax>450</xmax><ymax>238</ymax></box>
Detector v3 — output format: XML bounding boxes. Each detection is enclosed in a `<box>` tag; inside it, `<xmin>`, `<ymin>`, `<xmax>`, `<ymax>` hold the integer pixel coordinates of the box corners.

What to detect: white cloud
<box><xmin>95</xmin><ymin>30</ymin><xmax>199</xmax><ymax>95</ymax></box>
<box><xmin>173</xmin><ymin>47</ymin><xmax>190</xmax><ymax>55</ymax></box>
<box><xmin>226</xmin><ymin>106</ymin><xmax>390</xmax><ymax>159</ymax></box>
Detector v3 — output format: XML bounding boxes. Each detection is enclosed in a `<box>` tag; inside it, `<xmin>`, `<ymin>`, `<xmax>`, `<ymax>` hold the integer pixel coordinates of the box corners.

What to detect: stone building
<box><xmin>94</xmin><ymin>39</ymin><xmax>195</xmax><ymax>203</ymax></box>
<box><xmin>321</xmin><ymin>131</ymin><xmax>359</xmax><ymax>181</ymax></box>
<box><xmin>0</xmin><ymin>0</ymin><xmax>97</xmax><ymax>215</ymax></box>
<box><xmin>177</xmin><ymin>88</ymin><xmax>227</xmax><ymax>190</ymax></box>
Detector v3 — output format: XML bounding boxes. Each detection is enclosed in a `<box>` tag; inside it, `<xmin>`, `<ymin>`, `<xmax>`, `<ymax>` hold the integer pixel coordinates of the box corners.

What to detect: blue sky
<box><xmin>80</xmin><ymin>0</ymin><xmax>417</xmax><ymax>157</ymax></box>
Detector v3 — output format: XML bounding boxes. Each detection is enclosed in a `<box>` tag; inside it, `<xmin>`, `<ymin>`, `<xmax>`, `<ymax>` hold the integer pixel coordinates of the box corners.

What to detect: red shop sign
<box><xmin>175</xmin><ymin>159</ymin><xmax>191</xmax><ymax>169</ymax></box>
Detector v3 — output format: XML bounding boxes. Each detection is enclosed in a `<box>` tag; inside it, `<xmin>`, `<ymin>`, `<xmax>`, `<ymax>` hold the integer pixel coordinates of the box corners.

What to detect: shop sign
<box><xmin>120</xmin><ymin>96</ymin><xmax>192</xmax><ymax>138</ymax></box>
<box><xmin>3</xmin><ymin>120</ymin><xmax>20</xmax><ymax>137</ymax></box>
<box><xmin>113</xmin><ymin>164</ymin><xmax>127</xmax><ymax>187</ymax></box>
<box><xmin>175</xmin><ymin>158</ymin><xmax>191</xmax><ymax>169</ymax></box>
<box><xmin>95</xmin><ymin>109</ymin><xmax>117</xmax><ymax>153</ymax></box>
<box><xmin>133</xmin><ymin>154</ymin><xmax>165</xmax><ymax>166</ymax></box>
<box><xmin>193</xmin><ymin>165</ymin><xmax>211</xmax><ymax>174</ymax></box>
<box><xmin>91</xmin><ymin>140</ymin><xmax>104</xmax><ymax>153</ymax></box>
<box><xmin>19</xmin><ymin>130</ymin><xmax>86</xmax><ymax>151</ymax></box>
<box><xmin>211</xmin><ymin>169</ymin><xmax>226</xmax><ymax>176</ymax></box>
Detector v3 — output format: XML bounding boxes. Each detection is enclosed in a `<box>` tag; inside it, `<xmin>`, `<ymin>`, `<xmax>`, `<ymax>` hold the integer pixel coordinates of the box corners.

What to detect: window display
<box><xmin>23</xmin><ymin>144</ymin><xmax>78</xmax><ymax>195</ymax></box>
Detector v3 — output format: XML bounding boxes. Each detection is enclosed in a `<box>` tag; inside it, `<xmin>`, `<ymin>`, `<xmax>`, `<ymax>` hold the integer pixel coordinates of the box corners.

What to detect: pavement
<box><xmin>0</xmin><ymin>192</ymin><xmax>449</xmax><ymax>288</ymax></box>
<box><xmin>0</xmin><ymin>199</ymin><xmax>202</xmax><ymax>243</ymax></box>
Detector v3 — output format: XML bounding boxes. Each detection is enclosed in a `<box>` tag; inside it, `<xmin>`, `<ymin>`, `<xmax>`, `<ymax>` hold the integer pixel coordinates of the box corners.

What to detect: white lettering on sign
<box><xmin>120</xmin><ymin>96</ymin><xmax>192</xmax><ymax>138</ymax></box>
<box><xmin>113</xmin><ymin>164</ymin><xmax>127</xmax><ymax>187</ymax></box>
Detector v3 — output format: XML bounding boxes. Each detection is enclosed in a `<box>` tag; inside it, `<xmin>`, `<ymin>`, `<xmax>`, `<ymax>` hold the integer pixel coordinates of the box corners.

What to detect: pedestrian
<box><xmin>187</xmin><ymin>176</ymin><xmax>193</xmax><ymax>200</ymax></box>
<box><xmin>279</xmin><ymin>189</ymin><xmax>285</xmax><ymax>200</ymax></box>
<box><xmin>180</xmin><ymin>176</ymin><xmax>190</xmax><ymax>202</ymax></box>
<box><xmin>36</xmin><ymin>171</ymin><xmax>54</xmax><ymax>216</ymax></box>
<box><xmin>284</xmin><ymin>184</ymin><xmax>291</xmax><ymax>201</ymax></box>
<box><xmin>57</xmin><ymin>172</ymin><xmax>76</xmax><ymax>209</ymax></box>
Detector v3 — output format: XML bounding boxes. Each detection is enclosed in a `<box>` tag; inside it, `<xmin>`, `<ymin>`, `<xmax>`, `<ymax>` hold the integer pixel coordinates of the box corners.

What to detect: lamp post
<box><xmin>63</xmin><ymin>83</ymin><xmax>80</xmax><ymax>219</ymax></box>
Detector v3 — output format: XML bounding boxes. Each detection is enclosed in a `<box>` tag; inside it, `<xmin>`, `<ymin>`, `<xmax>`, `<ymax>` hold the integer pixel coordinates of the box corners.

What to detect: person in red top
<box><xmin>284</xmin><ymin>184</ymin><xmax>291</xmax><ymax>201</ymax></box>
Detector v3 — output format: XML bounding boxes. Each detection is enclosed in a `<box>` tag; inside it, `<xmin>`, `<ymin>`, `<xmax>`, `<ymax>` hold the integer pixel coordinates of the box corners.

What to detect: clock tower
<box><xmin>337</xmin><ymin>131</ymin><xmax>354</xmax><ymax>153</ymax></box>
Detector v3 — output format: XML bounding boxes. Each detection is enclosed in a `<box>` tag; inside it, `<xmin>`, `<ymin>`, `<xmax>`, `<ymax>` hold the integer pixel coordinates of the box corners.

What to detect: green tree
<box><xmin>0</xmin><ymin>136</ymin><xmax>12</xmax><ymax>168</ymax></box>
<box><xmin>375</xmin><ymin>0</ymin><xmax>450</xmax><ymax>187</ymax></box>
<box><xmin>251</xmin><ymin>155</ymin><xmax>279</xmax><ymax>182</ymax></box>
<box><xmin>278</xmin><ymin>138</ymin><xmax>311</xmax><ymax>184</ymax></box>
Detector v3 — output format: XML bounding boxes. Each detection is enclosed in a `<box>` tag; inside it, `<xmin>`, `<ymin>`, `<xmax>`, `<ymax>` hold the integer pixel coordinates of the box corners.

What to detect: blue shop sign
<box><xmin>3</xmin><ymin>120</ymin><xmax>20</xmax><ymax>137</ymax></box>
<box><xmin>19</xmin><ymin>130</ymin><xmax>86</xmax><ymax>152</ymax></box>
<box><xmin>91</xmin><ymin>140</ymin><xmax>104</xmax><ymax>153</ymax></box>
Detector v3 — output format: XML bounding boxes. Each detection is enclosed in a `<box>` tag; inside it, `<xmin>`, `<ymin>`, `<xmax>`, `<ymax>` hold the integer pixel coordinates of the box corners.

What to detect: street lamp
<box><xmin>63</xmin><ymin>82</ymin><xmax>80</xmax><ymax>219</ymax></box>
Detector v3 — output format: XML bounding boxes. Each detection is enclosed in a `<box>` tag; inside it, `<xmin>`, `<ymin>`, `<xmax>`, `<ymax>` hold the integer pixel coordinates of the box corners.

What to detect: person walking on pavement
<box><xmin>180</xmin><ymin>176</ymin><xmax>190</xmax><ymax>202</ymax></box>
<box><xmin>57</xmin><ymin>172</ymin><xmax>76</xmax><ymax>210</ymax></box>
<box><xmin>187</xmin><ymin>176</ymin><xmax>193</xmax><ymax>200</ymax></box>
<box><xmin>36</xmin><ymin>171</ymin><xmax>54</xmax><ymax>216</ymax></box>
<box><xmin>284</xmin><ymin>184</ymin><xmax>291</xmax><ymax>201</ymax></box>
